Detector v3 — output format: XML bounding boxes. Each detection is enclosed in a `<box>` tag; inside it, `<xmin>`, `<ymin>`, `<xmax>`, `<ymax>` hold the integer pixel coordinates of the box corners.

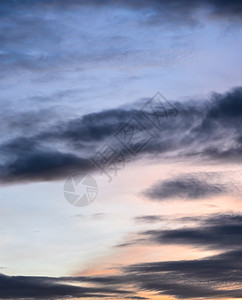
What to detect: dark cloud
<box><xmin>143</xmin><ymin>175</ymin><xmax>226</xmax><ymax>201</ymax></box>
<box><xmin>1</xmin><ymin>87</ymin><xmax>242</xmax><ymax>184</ymax></box>
<box><xmin>0</xmin><ymin>96</ymin><xmax>180</xmax><ymax>184</ymax></box>
<box><xmin>114</xmin><ymin>214</ymin><xmax>242</xmax><ymax>298</ymax></box>
<box><xmin>2</xmin><ymin>247</ymin><xmax>242</xmax><ymax>299</ymax></box>
<box><xmin>134</xmin><ymin>214</ymin><xmax>204</xmax><ymax>225</ymax></box>
<box><xmin>124</xmin><ymin>249</ymin><xmax>242</xmax><ymax>299</ymax></box>
<box><xmin>2</xmin><ymin>0</ymin><xmax>242</xmax><ymax>21</ymax></box>
<box><xmin>1</xmin><ymin>214</ymin><xmax>242</xmax><ymax>299</ymax></box>
<box><xmin>0</xmin><ymin>274</ymin><xmax>131</xmax><ymax>299</ymax></box>
<box><xmin>0</xmin><ymin>150</ymin><xmax>93</xmax><ymax>184</ymax></box>
<box><xmin>134</xmin><ymin>215</ymin><xmax>165</xmax><ymax>223</ymax></box>
<box><xmin>141</xmin><ymin>213</ymin><xmax>242</xmax><ymax>250</ymax></box>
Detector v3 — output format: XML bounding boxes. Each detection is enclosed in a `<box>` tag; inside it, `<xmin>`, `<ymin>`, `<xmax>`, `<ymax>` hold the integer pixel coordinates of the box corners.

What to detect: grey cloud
<box><xmin>2</xmin><ymin>246</ymin><xmax>242</xmax><ymax>299</ymax></box>
<box><xmin>134</xmin><ymin>215</ymin><xmax>165</xmax><ymax>223</ymax></box>
<box><xmin>141</xmin><ymin>213</ymin><xmax>242</xmax><ymax>250</ymax></box>
<box><xmin>143</xmin><ymin>175</ymin><xmax>227</xmax><ymax>201</ymax></box>
<box><xmin>0</xmin><ymin>274</ymin><xmax>131</xmax><ymax>299</ymax></box>
<box><xmin>0</xmin><ymin>150</ymin><xmax>93</xmax><ymax>184</ymax></box>
<box><xmin>124</xmin><ymin>249</ymin><xmax>242</xmax><ymax>299</ymax></box>
<box><xmin>0</xmin><ymin>0</ymin><xmax>241</xmax><ymax>76</ymax></box>
<box><xmin>2</xmin><ymin>1</ymin><xmax>242</xmax><ymax>21</ymax></box>
<box><xmin>114</xmin><ymin>214</ymin><xmax>242</xmax><ymax>298</ymax></box>
<box><xmin>1</xmin><ymin>87</ymin><xmax>242</xmax><ymax>184</ymax></box>
<box><xmin>1</xmin><ymin>213</ymin><xmax>242</xmax><ymax>300</ymax></box>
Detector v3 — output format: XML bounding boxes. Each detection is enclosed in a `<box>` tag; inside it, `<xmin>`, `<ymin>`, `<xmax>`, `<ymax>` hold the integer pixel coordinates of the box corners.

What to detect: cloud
<box><xmin>141</xmin><ymin>213</ymin><xmax>242</xmax><ymax>250</ymax></box>
<box><xmin>134</xmin><ymin>215</ymin><xmax>165</xmax><ymax>223</ymax></box>
<box><xmin>1</xmin><ymin>87</ymin><xmax>242</xmax><ymax>184</ymax></box>
<box><xmin>0</xmin><ymin>150</ymin><xmax>93</xmax><ymax>184</ymax></box>
<box><xmin>0</xmin><ymin>274</ymin><xmax>132</xmax><ymax>299</ymax></box>
<box><xmin>124</xmin><ymin>249</ymin><xmax>242</xmax><ymax>299</ymax></box>
<box><xmin>114</xmin><ymin>214</ymin><xmax>242</xmax><ymax>298</ymax></box>
<box><xmin>0</xmin><ymin>0</ymin><xmax>241</xmax><ymax>74</ymax></box>
<box><xmin>134</xmin><ymin>214</ymin><xmax>204</xmax><ymax>225</ymax></box>
<box><xmin>143</xmin><ymin>173</ymin><xmax>227</xmax><ymax>201</ymax></box>
<box><xmin>2</xmin><ymin>0</ymin><xmax>242</xmax><ymax>22</ymax></box>
<box><xmin>2</xmin><ymin>247</ymin><xmax>242</xmax><ymax>299</ymax></box>
<box><xmin>0</xmin><ymin>96</ymin><xmax>180</xmax><ymax>184</ymax></box>
<box><xmin>1</xmin><ymin>214</ymin><xmax>242</xmax><ymax>299</ymax></box>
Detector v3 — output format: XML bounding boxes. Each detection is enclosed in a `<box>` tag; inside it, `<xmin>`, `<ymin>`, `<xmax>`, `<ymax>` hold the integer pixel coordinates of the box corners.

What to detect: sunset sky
<box><xmin>0</xmin><ymin>0</ymin><xmax>242</xmax><ymax>299</ymax></box>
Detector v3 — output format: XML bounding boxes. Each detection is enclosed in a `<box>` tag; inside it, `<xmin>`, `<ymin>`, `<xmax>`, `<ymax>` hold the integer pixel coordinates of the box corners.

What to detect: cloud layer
<box><xmin>2</xmin><ymin>214</ymin><xmax>242</xmax><ymax>299</ymax></box>
<box><xmin>2</xmin><ymin>0</ymin><xmax>242</xmax><ymax>21</ymax></box>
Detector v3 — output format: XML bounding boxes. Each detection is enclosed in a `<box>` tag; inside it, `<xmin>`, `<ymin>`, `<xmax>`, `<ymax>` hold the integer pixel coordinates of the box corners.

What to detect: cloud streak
<box><xmin>0</xmin><ymin>274</ymin><xmax>132</xmax><ymax>299</ymax></box>
<box><xmin>137</xmin><ymin>213</ymin><xmax>242</xmax><ymax>250</ymax></box>
<box><xmin>143</xmin><ymin>174</ymin><xmax>227</xmax><ymax>201</ymax></box>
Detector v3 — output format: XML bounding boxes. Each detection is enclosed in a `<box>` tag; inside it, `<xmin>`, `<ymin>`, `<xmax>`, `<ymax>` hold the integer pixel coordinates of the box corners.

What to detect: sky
<box><xmin>0</xmin><ymin>0</ymin><xmax>242</xmax><ymax>299</ymax></box>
